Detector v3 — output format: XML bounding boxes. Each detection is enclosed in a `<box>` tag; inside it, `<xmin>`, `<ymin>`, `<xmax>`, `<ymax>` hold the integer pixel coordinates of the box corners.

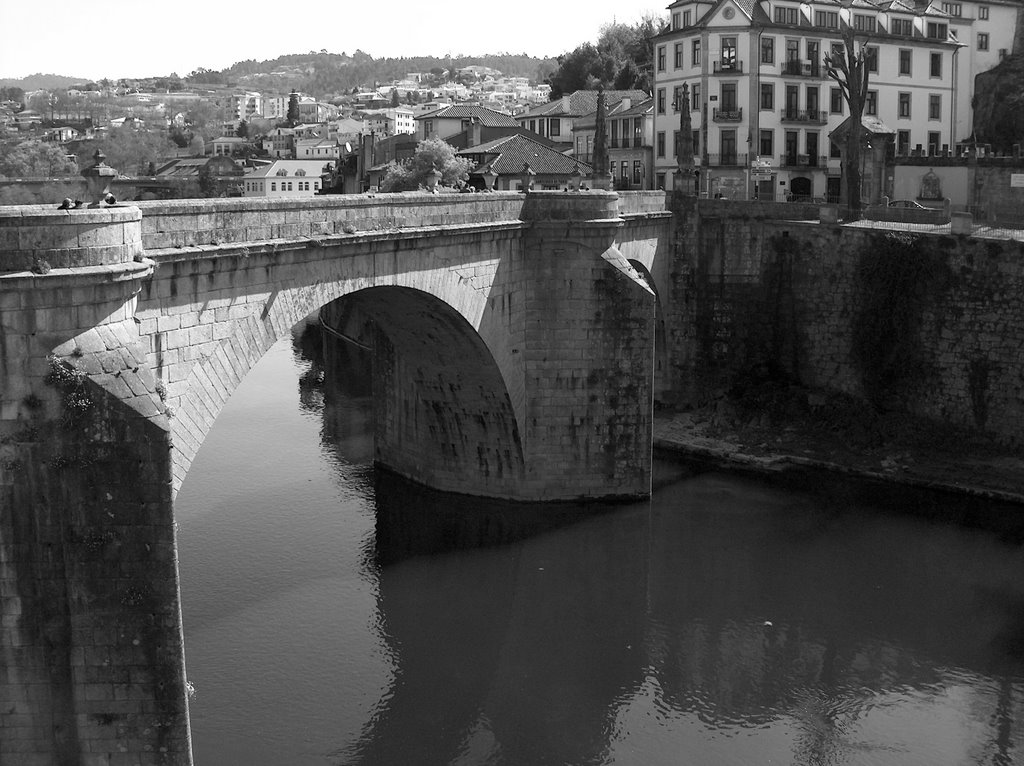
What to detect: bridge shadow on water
<box><xmin>285</xmin><ymin>319</ymin><xmax>1024</xmax><ymax>766</ymax></box>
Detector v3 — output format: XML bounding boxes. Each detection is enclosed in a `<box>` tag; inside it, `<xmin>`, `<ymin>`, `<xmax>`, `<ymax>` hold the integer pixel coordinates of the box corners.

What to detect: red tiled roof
<box><xmin>458</xmin><ymin>133</ymin><xmax>593</xmax><ymax>176</ymax></box>
<box><xmin>415</xmin><ymin>104</ymin><xmax>518</xmax><ymax>127</ymax></box>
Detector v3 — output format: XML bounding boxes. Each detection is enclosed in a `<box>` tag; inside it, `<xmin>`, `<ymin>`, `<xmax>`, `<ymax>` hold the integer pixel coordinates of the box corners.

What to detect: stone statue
<box><xmin>920</xmin><ymin>168</ymin><xmax>943</xmax><ymax>200</ymax></box>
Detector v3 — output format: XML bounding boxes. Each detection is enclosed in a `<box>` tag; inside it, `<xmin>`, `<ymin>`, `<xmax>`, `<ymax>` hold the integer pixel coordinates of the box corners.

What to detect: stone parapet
<box><xmin>0</xmin><ymin>204</ymin><xmax>143</xmax><ymax>273</ymax></box>
<box><xmin>135</xmin><ymin>193</ymin><xmax>530</xmax><ymax>250</ymax></box>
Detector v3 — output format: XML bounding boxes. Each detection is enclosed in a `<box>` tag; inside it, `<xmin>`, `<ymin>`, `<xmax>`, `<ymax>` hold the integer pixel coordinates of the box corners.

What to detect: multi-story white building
<box><xmin>228</xmin><ymin>92</ymin><xmax>262</xmax><ymax>123</ymax></box>
<box><xmin>242</xmin><ymin>160</ymin><xmax>326</xmax><ymax>197</ymax></box>
<box><xmin>651</xmin><ymin>0</ymin><xmax>1020</xmax><ymax>200</ymax></box>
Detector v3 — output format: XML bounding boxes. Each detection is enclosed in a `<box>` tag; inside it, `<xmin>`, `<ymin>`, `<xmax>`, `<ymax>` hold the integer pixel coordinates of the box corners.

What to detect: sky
<box><xmin>1</xmin><ymin>1</ymin><xmax>666</xmax><ymax>82</ymax></box>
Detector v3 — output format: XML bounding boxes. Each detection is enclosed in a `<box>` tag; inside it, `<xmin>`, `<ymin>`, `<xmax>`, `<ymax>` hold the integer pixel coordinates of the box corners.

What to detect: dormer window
<box><xmin>774</xmin><ymin>6</ymin><xmax>799</xmax><ymax>24</ymax></box>
<box><xmin>276</xmin><ymin>168</ymin><xmax>288</xmax><ymax>176</ymax></box>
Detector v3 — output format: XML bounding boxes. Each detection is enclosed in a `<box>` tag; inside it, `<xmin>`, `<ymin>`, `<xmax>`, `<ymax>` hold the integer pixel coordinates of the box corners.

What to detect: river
<box><xmin>175</xmin><ymin>320</ymin><xmax>1024</xmax><ymax>765</ymax></box>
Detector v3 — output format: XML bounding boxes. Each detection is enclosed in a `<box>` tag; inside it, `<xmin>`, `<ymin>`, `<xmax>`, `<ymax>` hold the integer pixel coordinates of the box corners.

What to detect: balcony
<box><xmin>706</xmin><ymin>152</ymin><xmax>748</xmax><ymax>166</ymax></box>
<box><xmin>782</xmin><ymin>60</ymin><xmax>823</xmax><ymax>78</ymax></box>
<box><xmin>712</xmin><ymin>59</ymin><xmax>744</xmax><ymax>74</ymax></box>
<box><xmin>780</xmin><ymin>109</ymin><xmax>828</xmax><ymax>124</ymax></box>
<box><xmin>712</xmin><ymin>106</ymin><xmax>743</xmax><ymax>122</ymax></box>
<box><xmin>779</xmin><ymin>154</ymin><xmax>828</xmax><ymax>168</ymax></box>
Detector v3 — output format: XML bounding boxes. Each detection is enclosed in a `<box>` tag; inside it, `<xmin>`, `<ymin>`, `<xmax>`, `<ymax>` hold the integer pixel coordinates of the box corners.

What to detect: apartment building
<box><xmin>651</xmin><ymin>0</ymin><xmax>1019</xmax><ymax>200</ymax></box>
<box><xmin>573</xmin><ymin>97</ymin><xmax>656</xmax><ymax>189</ymax></box>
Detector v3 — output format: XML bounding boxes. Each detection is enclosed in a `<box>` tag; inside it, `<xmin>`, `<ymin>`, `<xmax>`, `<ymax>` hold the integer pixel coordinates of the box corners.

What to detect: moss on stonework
<box><xmin>851</xmin><ymin>233</ymin><xmax>950</xmax><ymax>408</ymax></box>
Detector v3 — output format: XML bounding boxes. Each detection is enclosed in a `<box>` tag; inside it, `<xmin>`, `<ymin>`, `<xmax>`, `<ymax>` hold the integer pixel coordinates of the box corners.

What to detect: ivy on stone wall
<box><xmin>851</xmin><ymin>233</ymin><xmax>948</xmax><ymax>408</ymax></box>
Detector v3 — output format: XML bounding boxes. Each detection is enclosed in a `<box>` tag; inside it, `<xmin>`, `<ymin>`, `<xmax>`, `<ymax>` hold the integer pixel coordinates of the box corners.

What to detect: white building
<box><xmin>242</xmin><ymin>160</ymin><xmax>326</xmax><ymax>197</ymax></box>
<box><xmin>651</xmin><ymin>0</ymin><xmax>1020</xmax><ymax>200</ymax></box>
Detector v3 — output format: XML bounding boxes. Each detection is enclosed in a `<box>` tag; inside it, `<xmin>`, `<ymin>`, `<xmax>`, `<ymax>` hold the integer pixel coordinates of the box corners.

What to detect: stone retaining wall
<box><xmin>667</xmin><ymin>196</ymin><xmax>1024</xmax><ymax>445</ymax></box>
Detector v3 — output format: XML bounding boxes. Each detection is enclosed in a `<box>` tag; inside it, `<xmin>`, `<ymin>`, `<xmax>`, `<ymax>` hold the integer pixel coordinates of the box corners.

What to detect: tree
<box><xmin>0</xmin><ymin>140</ymin><xmax>78</xmax><ymax>177</ymax></box>
<box><xmin>287</xmin><ymin>92</ymin><xmax>300</xmax><ymax>126</ymax></box>
<box><xmin>379</xmin><ymin>137</ymin><xmax>472</xmax><ymax>191</ymax></box>
<box><xmin>824</xmin><ymin>26</ymin><xmax>872</xmax><ymax>220</ymax></box>
<box><xmin>78</xmin><ymin>128</ymin><xmax>176</xmax><ymax>176</ymax></box>
<box><xmin>390</xmin><ymin>88</ymin><xmax>400</xmax><ymax>107</ymax></box>
<box><xmin>547</xmin><ymin>16</ymin><xmax>666</xmax><ymax>98</ymax></box>
<box><xmin>237</xmin><ymin>120</ymin><xmax>249</xmax><ymax>138</ymax></box>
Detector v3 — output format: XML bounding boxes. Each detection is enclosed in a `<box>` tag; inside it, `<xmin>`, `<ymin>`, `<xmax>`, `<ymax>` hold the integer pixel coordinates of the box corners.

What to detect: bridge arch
<box><xmin>320</xmin><ymin>286</ymin><xmax>526</xmax><ymax>495</ymax></box>
<box><xmin>162</xmin><ymin>229</ymin><xmax>523</xmax><ymax>496</ymax></box>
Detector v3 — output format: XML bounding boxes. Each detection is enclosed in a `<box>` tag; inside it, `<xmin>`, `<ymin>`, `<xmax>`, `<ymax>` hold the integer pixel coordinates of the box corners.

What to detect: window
<box><xmin>814</xmin><ymin>10</ymin><xmax>838</xmax><ymax>27</ymax></box>
<box><xmin>692</xmin><ymin>83</ymin><xmax>700</xmax><ymax>108</ymax></box>
<box><xmin>656</xmin><ymin>172</ymin><xmax>666</xmax><ymax>189</ymax></box>
<box><xmin>930</xmin><ymin>52</ymin><xmax>942</xmax><ymax>77</ymax></box>
<box><xmin>899</xmin><ymin>48</ymin><xmax>912</xmax><ymax>75</ymax></box>
<box><xmin>692</xmin><ymin>40</ymin><xmax>701</xmax><ymax>65</ymax></box>
<box><xmin>672</xmin><ymin>11</ymin><xmax>680</xmax><ymax>28</ymax></box>
<box><xmin>898</xmin><ymin>92</ymin><xmax>911</xmax><ymax>118</ymax></box>
<box><xmin>657</xmin><ymin>88</ymin><xmax>666</xmax><ymax>114</ymax></box>
<box><xmin>633</xmin><ymin>160</ymin><xmax>642</xmax><ymax>185</ymax></box>
<box><xmin>978</xmin><ymin>33</ymin><xmax>989</xmax><ymax>50</ymax></box>
<box><xmin>806</xmin><ymin>86</ymin><xmax>819</xmax><ymax>114</ymax></box>
<box><xmin>610</xmin><ymin>120</ymin><xmax>619</xmax><ymax>148</ymax></box>
<box><xmin>891</xmin><ymin>17</ymin><xmax>913</xmax><ymax>35</ymax></box>
<box><xmin>656</xmin><ymin>131</ymin><xmax>665</xmax><ymax>158</ymax></box>
<box><xmin>941</xmin><ymin>2</ymin><xmax>961</xmax><ymax>15</ymax></box>
<box><xmin>759</xmin><ymin>129</ymin><xmax>774</xmax><ymax>157</ymax></box>
<box><xmin>673</xmin><ymin>86</ymin><xmax>684</xmax><ymax>111</ymax></box>
<box><xmin>830</xmin><ymin>87</ymin><xmax>843</xmax><ymax>114</ymax></box>
<box><xmin>929</xmin><ymin>93</ymin><xmax>941</xmax><ymax>119</ymax></box>
<box><xmin>657</xmin><ymin>46</ymin><xmax>666</xmax><ymax>72</ymax></box>
<box><xmin>979</xmin><ymin>6</ymin><xmax>989</xmax><ymax>19</ymax></box>
<box><xmin>271</xmin><ymin>182</ymin><xmax>276</xmax><ymax>191</ymax></box>
<box><xmin>897</xmin><ymin>130</ymin><xmax>911</xmax><ymax>155</ymax></box>
<box><xmin>866</xmin><ymin>90</ymin><xmax>878</xmax><ymax>115</ymax></box>
<box><xmin>721</xmin><ymin>36</ymin><xmax>737</xmax><ymax>69</ymax></box>
<box><xmin>761</xmin><ymin>36</ymin><xmax>775</xmax><ymax>64</ymax></box>
<box><xmin>683</xmin><ymin>10</ymin><xmax>692</xmax><ymax>25</ymax></box>
<box><xmin>853</xmin><ymin>14</ymin><xmax>876</xmax><ymax>32</ymax></box>
<box><xmin>549</xmin><ymin>118</ymin><xmax>560</xmax><ymax>136</ymax></box>
<box><xmin>928</xmin><ymin>131</ymin><xmax>941</xmax><ymax>154</ymax></box>
<box><xmin>620</xmin><ymin>163</ymin><xmax>628</xmax><ymax>179</ymax></box>
<box><xmin>786</xmin><ymin>39</ymin><xmax>800</xmax><ymax>62</ymax></box>
<box><xmin>761</xmin><ymin>83</ymin><xmax>774</xmax><ymax>110</ymax></box>
<box><xmin>692</xmin><ymin>130</ymin><xmax>700</xmax><ymax>156</ymax></box>
<box><xmin>927</xmin><ymin>22</ymin><xmax>948</xmax><ymax>39</ymax></box>
<box><xmin>674</xmin><ymin>43</ymin><xmax>684</xmax><ymax>68</ymax></box>
<box><xmin>866</xmin><ymin>46</ymin><xmax>879</xmax><ymax>73</ymax></box>
<box><xmin>673</xmin><ymin>131</ymin><xmax>680</xmax><ymax>158</ymax></box>
<box><xmin>774</xmin><ymin>6</ymin><xmax>799</xmax><ymax>24</ymax></box>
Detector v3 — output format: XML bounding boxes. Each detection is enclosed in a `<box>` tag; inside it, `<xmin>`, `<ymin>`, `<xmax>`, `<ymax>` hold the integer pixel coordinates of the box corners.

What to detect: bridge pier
<box><xmin>1</xmin><ymin>206</ymin><xmax>191</xmax><ymax>764</ymax></box>
<box><xmin>321</xmin><ymin>192</ymin><xmax>655</xmax><ymax>501</ymax></box>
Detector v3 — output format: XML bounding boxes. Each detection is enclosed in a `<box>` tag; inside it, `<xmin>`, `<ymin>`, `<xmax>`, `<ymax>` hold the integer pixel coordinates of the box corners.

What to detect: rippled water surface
<box><xmin>176</xmin><ymin>324</ymin><xmax>1024</xmax><ymax>765</ymax></box>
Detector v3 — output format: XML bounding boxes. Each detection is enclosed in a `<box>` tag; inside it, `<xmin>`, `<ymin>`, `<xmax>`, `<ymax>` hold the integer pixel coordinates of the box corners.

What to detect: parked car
<box><xmin>888</xmin><ymin>199</ymin><xmax>929</xmax><ymax>209</ymax></box>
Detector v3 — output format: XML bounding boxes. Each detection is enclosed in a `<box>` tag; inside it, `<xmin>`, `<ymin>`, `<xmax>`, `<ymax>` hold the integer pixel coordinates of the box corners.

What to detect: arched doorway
<box><xmin>790</xmin><ymin>176</ymin><xmax>812</xmax><ymax>201</ymax></box>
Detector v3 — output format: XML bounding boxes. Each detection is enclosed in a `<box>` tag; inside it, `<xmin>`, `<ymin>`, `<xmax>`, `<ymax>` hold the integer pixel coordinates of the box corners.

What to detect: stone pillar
<box><xmin>519</xmin><ymin>191</ymin><xmax>655</xmax><ymax>500</ymax></box>
<box><xmin>0</xmin><ymin>206</ymin><xmax>192</xmax><ymax>764</ymax></box>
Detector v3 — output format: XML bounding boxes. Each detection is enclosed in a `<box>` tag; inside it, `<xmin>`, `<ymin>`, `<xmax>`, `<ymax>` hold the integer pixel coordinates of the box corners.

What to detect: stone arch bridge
<box><xmin>0</xmin><ymin>190</ymin><xmax>672</xmax><ymax>763</ymax></box>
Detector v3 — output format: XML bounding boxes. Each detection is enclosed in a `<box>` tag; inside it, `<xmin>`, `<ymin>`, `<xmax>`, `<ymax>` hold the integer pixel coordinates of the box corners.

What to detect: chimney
<box><xmin>469</xmin><ymin>116</ymin><xmax>481</xmax><ymax>148</ymax></box>
<box><xmin>620</xmin><ymin>97</ymin><xmax>631</xmax><ymax>111</ymax></box>
<box><xmin>561</xmin><ymin>95</ymin><xmax>571</xmax><ymax>112</ymax></box>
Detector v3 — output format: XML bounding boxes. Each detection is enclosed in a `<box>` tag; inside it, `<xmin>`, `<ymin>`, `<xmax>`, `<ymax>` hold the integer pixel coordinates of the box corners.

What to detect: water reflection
<box><xmin>179</xmin><ymin>321</ymin><xmax>1024</xmax><ymax>766</ymax></box>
